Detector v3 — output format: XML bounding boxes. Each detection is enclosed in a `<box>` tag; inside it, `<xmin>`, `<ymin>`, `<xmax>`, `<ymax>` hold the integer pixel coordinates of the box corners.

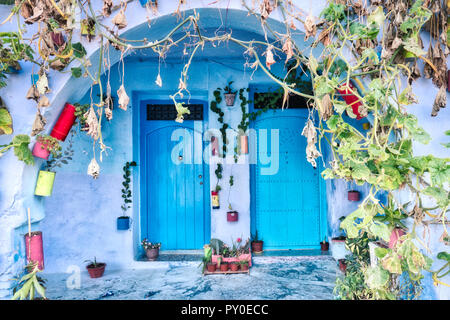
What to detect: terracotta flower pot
<box><xmin>211</xmin><ymin>191</ymin><xmax>220</xmax><ymax>209</ymax></box>
<box><xmin>50</xmin><ymin>103</ymin><xmax>77</xmax><ymax>141</ymax></box>
<box><xmin>220</xmin><ymin>263</ymin><xmax>229</xmax><ymax>272</ymax></box>
<box><xmin>86</xmin><ymin>263</ymin><xmax>106</xmax><ymax>278</ymax></box>
<box><xmin>24</xmin><ymin>231</ymin><xmax>44</xmax><ymax>270</ymax></box>
<box><xmin>34</xmin><ymin>170</ymin><xmax>56</xmax><ymax>197</ymax></box>
<box><xmin>240</xmin><ymin>263</ymin><xmax>249</xmax><ymax>271</ymax></box>
<box><xmin>227</xmin><ymin>211</ymin><xmax>238</xmax><ymax>222</ymax></box>
<box><xmin>251</xmin><ymin>241</ymin><xmax>263</xmax><ymax>253</ymax></box>
<box><xmin>348</xmin><ymin>190</ymin><xmax>360</xmax><ymax>201</ymax></box>
<box><xmin>224</xmin><ymin>93</ymin><xmax>236</xmax><ymax>106</ymax></box>
<box><xmin>32</xmin><ymin>141</ymin><xmax>51</xmax><ymax>160</ymax></box>
<box><xmin>320</xmin><ymin>242</ymin><xmax>329</xmax><ymax>251</ymax></box>
<box><xmin>206</xmin><ymin>263</ymin><xmax>216</xmax><ymax>272</ymax></box>
<box><xmin>145</xmin><ymin>248</ymin><xmax>159</xmax><ymax>261</ymax></box>
<box><xmin>338</xmin><ymin>259</ymin><xmax>347</xmax><ymax>273</ymax></box>
<box><xmin>230</xmin><ymin>263</ymin><xmax>239</xmax><ymax>271</ymax></box>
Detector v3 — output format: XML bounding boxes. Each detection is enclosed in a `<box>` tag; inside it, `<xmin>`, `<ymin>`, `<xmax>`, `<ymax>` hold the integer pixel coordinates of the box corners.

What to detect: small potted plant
<box><xmin>32</xmin><ymin>134</ymin><xmax>61</xmax><ymax>160</ymax></box>
<box><xmin>320</xmin><ymin>237</ymin><xmax>329</xmax><ymax>251</ymax></box>
<box><xmin>219</xmin><ymin>261</ymin><xmax>229</xmax><ymax>272</ymax></box>
<box><xmin>85</xmin><ymin>257</ymin><xmax>106</xmax><ymax>278</ymax></box>
<box><xmin>226</xmin><ymin>176</ymin><xmax>238</xmax><ymax>222</ymax></box>
<box><xmin>251</xmin><ymin>231</ymin><xmax>263</xmax><ymax>254</ymax></box>
<box><xmin>141</xmin><ymin>239</ymin><xmax>161</xmax><ymax>261</ymax></box>
<box><xmin>118</xmin><ymin>161</ymin><xmax>136</xmax><ymax>230</ymax></box>
<box><xmin>34</xmin><ymin>133</ymin><xmax>74</xmax><ymax>197</ymax></box>
<box><xmin>239</xmin><ymin>260</ymin><xmax>249</xmax><ymax>271</ymax></box>
<box><xmin>230</xmin><ymin>261</ymin><xmax>240</xmax><ymax>272</ymax></box>
<box><xmin>223</xmin><ymin>81</ymin><xmax>237</xmax><ymax>106</ymax></box>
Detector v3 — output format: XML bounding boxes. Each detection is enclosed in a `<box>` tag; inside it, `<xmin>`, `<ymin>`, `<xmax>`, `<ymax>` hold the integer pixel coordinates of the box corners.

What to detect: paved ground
<box><xmin>44</xmin><ymin>256</ymin><xmax>339</xmax><ymax>300</ymax></box>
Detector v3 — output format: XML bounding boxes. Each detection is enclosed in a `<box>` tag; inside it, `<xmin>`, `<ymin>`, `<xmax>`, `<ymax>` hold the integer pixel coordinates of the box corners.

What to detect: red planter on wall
<box><xmin>227</xmin><ymin>211</ymin><xmax>238</xmax><ymax>222</ymax></box>
<box><xmin>337</xmin><ymin>81</ymin><xmax>365</xmax><ymax>120</ymax></box>
<box><xmin>24</xmin><ymin>231</ymin><xmax>44</xmax><ymax>270</ymax></box>
<box><xmin>348</xmin><ymin>190</ymin><xmax>360</xmax><ymax>201</ymax></box>
<box><xmin>50</xmin><ymin>103</ymin><xmax>76</xmax><ymax>141</ymax></box>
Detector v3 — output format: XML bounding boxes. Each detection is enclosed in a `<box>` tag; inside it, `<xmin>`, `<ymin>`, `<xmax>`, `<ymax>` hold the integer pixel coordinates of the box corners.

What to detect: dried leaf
<box><xmin>26</xmin><ymin>85</ymin><xmax>39</xmax><ymax>101</ymax></box>
<box><xmin>264</xmin><ymin>46</ymin><xmax>276</xmax><ymax>70</ymax></box>
<box><xmin>105</xmin><ymin>107</ymin><xmax>113</xmax><ymax>121</ymax></box>
<box><xmin>83</xmin><ymin>106</ymin><xmax>99</xmax><ymax>139</ymax></box>
<box><xmin>38</xmin><ymin>96</ymin><xmax>50</xmax><ymax>108</ymax></box>
<box><xmin>431</xmin><ymin>86</ymin><xmax>446</xmax><ymax>117</ymax></box>
<box><xmin>117</xmin><ymin>85</ymin><xmax>129</xmax><ymax>111</ymax></box>
<box><xmin>112</xmin><ymin>9</ymin><xmax>127</xmax><ymax>29</ymax></box>
<box><xmin>304</xmin><ymin>14</ymin><xmax>317</xmax><ymax>41</ymax></box>
<box><xmin>36</xmin><ymin>73</ymin><xmax>49</xmax><ymax>95</ymax></box>
<box><xmin>31</xmin><ymin>110</ymin><xmax>46</xmax><ymax>136</ymax></box>
<box><xmin>317</xmin><ymin>28</ymin><xmax>331</xmax><ymax>47</ymax></box>
<box><xmin>155</xmin><ymin>74</ymin><xmax>162</xmax><ymax>87</ymax></box>
<box><xmin>282</xmin><ymin>37</ymin><xmax>293</xmax><ymax>62</ymax></box>
<box><xmin>301</xmin><ymin>119</ymin><xmax>322</xmax><ymax>168</ymax></box>
<box><xmin>87</xmin><ymin>157</ymin><xmax>100</xmax><ymax>179</ymax></box>
<box><xmin>102</xmin><ymin>0</ymin><xmax>113</xmax><ymax>17</ymax></box>
<box><xmin>50</xmin><ymin>59</ymin><xmax>66</xmax><ymax>71</ymax></box>
<box><xmin>318</xmin><ymin>94</ymin><xmax>332</xmax><ymax>121</ymax></box>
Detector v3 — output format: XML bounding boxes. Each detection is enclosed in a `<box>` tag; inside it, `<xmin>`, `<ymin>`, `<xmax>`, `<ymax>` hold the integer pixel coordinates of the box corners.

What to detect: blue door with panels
<box><xmin>140</xmin><ymin>101</ymin><xmax>209</xmax><ymax>250</ymax></box>
<box><xmin>250</xmin><ymin>94</ymin><xmax>324</xmax><ymax>249</ymax></box>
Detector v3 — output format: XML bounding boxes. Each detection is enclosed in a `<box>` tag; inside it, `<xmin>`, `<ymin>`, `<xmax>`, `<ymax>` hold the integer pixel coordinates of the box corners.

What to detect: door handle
<box><xmin>200</xmin><ymin>181</ymin><xmax>203</xmax><ymax>185</ymax></box>
<box><xmin>198</xmin><ymin>175</ymin><xmax>202</xmax><ymax>179</ymax></box>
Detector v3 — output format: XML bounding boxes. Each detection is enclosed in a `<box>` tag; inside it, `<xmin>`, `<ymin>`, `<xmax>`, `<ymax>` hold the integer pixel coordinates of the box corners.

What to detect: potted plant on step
<box><xmin>320</xmin><ymin>237</ymin><xmax>329</xmax><ymax>251</ymax></box>
<box><xmin>34</xmin><ymin>132</ymin><xmax>74</xmax><ymax>197</ymax></box>
<box><xmin>200</xmin><ymin>244</ymin><xmax>216</xmax><ymax>273</ymax></box>
<box><xmin>338</xmin><ymin>259</ymin><xmax>347</xmax><ymax>273</ymax></box>
<box><xmin>85</xmin><ymin>257</ymin><xmax>106</xmax><ymax>279</ymax></box>
<box><xmin>142</xmin><ymin>239</ymin><xmax>161</xmax><ymax>261</ymax></box>
<box><xmin>251</xmin><ymin>231</ymin><xmax>263</xmax><ymax>254</ymax></box>
<box><xmin>230</xmin><ymin>261</ymin><xmax>239</xmax><ymax>271</ymax></box>
<box><xmin>239</xmin><ymin>260</ymin><xmax>249</xmax><ymax>271</ymax></box>
<box><xmin>118</xmin><ymin>161</ymin><xmax>136</xmax><ymax>230</ymax></box>
<box><xmin>223</xmin><ymin>81</ymin><xmax>237</xmax><ymax>106</ymax></box>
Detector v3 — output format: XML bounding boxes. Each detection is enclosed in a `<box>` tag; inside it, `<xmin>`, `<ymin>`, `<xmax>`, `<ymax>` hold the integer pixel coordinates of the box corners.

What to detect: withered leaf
<box><xmin>112</xmin><ymin>9</ymin><xmax>128</xmax><ymax>29</ymax></box>
<box><xmin>31</xmin><ymin>110</ymin><xmax>46</xmax><ymax>136</ymax></box>
<box><xmin>117</xmin><ymin>85</ymin><xmax>130</xmax><ymax>110</ymax></box>
<box><xmin>431</xmin><ymin>86</ymin><xmax>446</xmax><ymax>117</ymax></box>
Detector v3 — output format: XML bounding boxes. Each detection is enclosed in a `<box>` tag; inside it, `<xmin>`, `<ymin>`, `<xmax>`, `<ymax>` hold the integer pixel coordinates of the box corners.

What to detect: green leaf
<box><xmin>71</xmin><ymin>67</ymin><xmax>82</xmax><ymax>78</ymax></box>
<box><xmin>351</xmin><ymin>163</ymin><xmax>371</xmax><ymax>180</ymax></box>
<box><xmin>437</xmin><ymin>252</ymin><xmax>450</xmax><ymax>262</ymax></box>
<box><xmin>369</xmin><ymin>222</ymin><xmax>390</xmax><ymax>241</ymax></box>
<box><xmin>381</xmin><ymin>253</ymin><xmax>402</xmax><ymax>274</ymax></box>
<box><xmin>0</xmin><ymin>108</ymin><xmax>13</xmax><ymax>135</ymax></box>
<box><xmin>367</xmin><ymin>6</ymin><xmax>385</xmax><ymax>27</ymax></box>
<box><xmin>365</xmin><ymin>266</ymin><xmax>389</xmax><ymax>289</ymax></box>
<box><xmin>423</xmin><ymin>187</ymin><xmax>449</xmax><ymax>207</ymax></box>
<box><xmin>72</xmin><ymin>42</ymin><xmax>87</xmax><ymax>58</ymax></box>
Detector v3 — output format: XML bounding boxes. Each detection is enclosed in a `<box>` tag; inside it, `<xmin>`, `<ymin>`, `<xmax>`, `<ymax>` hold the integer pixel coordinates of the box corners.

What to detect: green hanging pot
<box><xmin>34</xmin><ymin>171</ymin><xmax>56</xmax><ymax>197</ymax></box>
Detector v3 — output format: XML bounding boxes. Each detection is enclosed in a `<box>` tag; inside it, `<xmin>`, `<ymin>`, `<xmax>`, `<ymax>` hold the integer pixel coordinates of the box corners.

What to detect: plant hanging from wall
<box><xmin>118</xmin><ymin>161</ymin><xmax>136</xmax><ymax>230</ymax></box>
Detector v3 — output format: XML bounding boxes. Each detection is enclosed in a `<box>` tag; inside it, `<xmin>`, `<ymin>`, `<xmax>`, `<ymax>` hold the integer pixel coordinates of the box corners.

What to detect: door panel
<box><xmin>253</xmin><ymin>112</ymin><xmax>321</xmax><ymax>249</ymax></box>
<box><xmin>141</xmin><ymin>103</ymin><xmax>207</xmax><ymax>250</ymax></box>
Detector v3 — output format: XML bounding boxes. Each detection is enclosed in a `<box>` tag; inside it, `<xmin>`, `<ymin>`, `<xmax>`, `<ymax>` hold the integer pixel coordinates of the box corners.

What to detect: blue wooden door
<box><xmin>140</xmin><ymin>101</ymin><xmax>209</xmax><ymax>250</ymax></box>
<box><xmin>251</xmin><ymin>109</ymin><xmax>322</xmax><ymax>249</ymax></box>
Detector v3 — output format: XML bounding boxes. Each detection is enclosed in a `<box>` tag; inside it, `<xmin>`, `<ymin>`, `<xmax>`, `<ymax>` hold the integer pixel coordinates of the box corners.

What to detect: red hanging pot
<box><xmin>337</xmin><ymin>81</ymin><xmax>365</xmax><ymax>120</ymax></box>
<box><xmin>227</xmin><ymin>211</ymin><xmax>238</xmax><ymax>222</ymax></box>
<box><xmin>24</xmin><ymin>231</ymin><xmax>44</xmax><ymax>270</ymax></box>
<box><xmin>50</xmin><ymin>103</ymin><xmax>76</xmax><ymax>141</ymax></box>
<box><xmin>348</xmin><ymin>190</ymin><xmax>360</xmax><ymax>201</ymax></box>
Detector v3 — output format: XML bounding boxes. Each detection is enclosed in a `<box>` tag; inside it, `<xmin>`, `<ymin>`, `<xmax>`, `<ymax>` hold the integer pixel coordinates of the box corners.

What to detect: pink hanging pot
<box><xmin>50</xmin><ymin>103</ymin><xmax>76</xmax><ymax>141</ymax></box>
<box><xmin>211</xmin><ymin>136</ymin><xmax>219</xmax><ymax>156</ymax></box>
<box><xmin>32</xmin><ymin>141</ymin><xmax>50</xmax><ymax>160</ymax></box>
<box><xmin>24</xmin><ymin>231</ymin><xmax>44</xmax><ymax>270</ymax></box>
<box><xmin>389</xmin><ymin>228</ymin><xmax>406</xmax><ymax>249</ymax></box>
<box><xmin>348</xmin><ymin>190</ymin><xmax>360</xmax><ymax>201</ymax></box>
<box><xmin>227</xmin><ymin>211</ymin><xmax>238</xmax><ymax>222</ymax></box>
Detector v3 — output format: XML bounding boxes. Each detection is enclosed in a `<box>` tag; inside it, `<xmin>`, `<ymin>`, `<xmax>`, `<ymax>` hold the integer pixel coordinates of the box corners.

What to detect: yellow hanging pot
<box><xmin>34</xmin><ymin>171</ymin><xmax>56</xmax><ymax>197</ymax></box>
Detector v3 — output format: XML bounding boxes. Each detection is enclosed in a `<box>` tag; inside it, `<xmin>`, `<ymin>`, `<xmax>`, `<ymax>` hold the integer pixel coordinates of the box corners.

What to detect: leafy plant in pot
<box><xmin>200</xmin><ymin>244</ymin><xmax>216</xmax><ymax>272</ymax></box>
<box><xmin>239</xmin><ymin>260</ymin><xmax>249</xmax><ymax>271</ymax></box>
<box><xmin>227</xmin><ymin>175</ymin><xmax>238</xmax><ymax>222</ymax></box>
<box><xmin>223</xmin><ymin>81</ymin><xmax>237</xmax><ymax>106</ymax></box>
<box><xmin>34</xmin><ymin>132</ymin><xmax>74</xmax><ymax>197</ymax></box>
<box><xmin>142</xmin><ymin>239</ymin><xmax>161</xmax><ymax>261</ymax></box>
<box><xmin>251</xmin><ymin>231</ymin><xmax>263</xmax><ymax>254</ymax></box>
<box><xmin>85</xmin><ymin>257</ymin><xmax>106</xmax><ymax>279</ymax></box>
<box><xmin>118</xmin><ymin>161</ymin><xmax>136</xmax><ymax>230</ymax></box>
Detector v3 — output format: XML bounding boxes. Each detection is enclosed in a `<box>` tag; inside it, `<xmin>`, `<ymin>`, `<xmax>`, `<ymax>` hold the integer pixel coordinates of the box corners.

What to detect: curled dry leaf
<box><xmin>102</xmin><ymin>0</ymin><xmax>113</xmax><ymax>17</ymax></box>
<box><xmin>304</xmin><ymin>14</ymin><xmax>317</xmax><ymax>41</ymax></box>
<box><xmin>31</xmin><ymin>110</ymin><xmax>46</xmax><ymax>136</ymax></box>
<box><xmin>50</xmin><ymin>59</ymin><xmax>66</xmax><ymax>71</ymax></box>
<box><xmin>117</xmin><ymin>85</ymin><xmax>130</xmax><ymax>111</ymax></box>
<box><xmin>155</xmin><ymin>74</ymin><xmax>163</xmax><ymax>87</ymax></box>
<box><xmin>38</xmin><ymin>95</ymin><xmax>50</xmax><ymax>108</ymax></box>
<box><xmin>282</xmin><ymin>37</ymin><xmax>294</xmax><ymax>63</ymax></box>
<box><xmin>301</xmin><ymin>119</ymin><xmax>322</xmax><ymax>168</ymax></box>
<box><xmin>112</xmin><ymin>9</ymin><xmax>128</xmax><ymax>29</ymax></box>
<box><xmin>87</xmin><ymin>157</ymin><xmax>100</xmax><ymax>179</ymax></box>
<box><xmin>26</xmin><ymin>85</ymin><xmax>40</xmax><ymax>101</ymax></box>
<box><xmin>83</xmin><ymin>106</ymin><xmax>99</xmax><ymax>139</ymax></box>
<box><xmin>318</xmin><ymin>94</ymin><xmax>332</xmax><ymax>121</ymax></box>
<box><xmin>36</xmin><ymin>73</ymin><xmax>49</xmax><ymax>95</ymax></box>
<box><xmin>105</xmin><ymin>107</ymin><xmax>113</xmax><ymax>121</ymax></box>
<box><xmin>317</xmin><ymin>28</ymin><xmax>331</xmax><ymax>47</ymax></box>
<box><xmin>264</xmin><ymin>46</ymin><xmax>276</xmax><ymax>70</ymax></box>
<box><xmin>260</xmin><ymin>0</ymin><xmax>274</xmax><ymax>20</ymax></box>
<box><xmin>431</xmin><ymin>86</ymin><xmax>446</xmax><ymax>117</ymax></box>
